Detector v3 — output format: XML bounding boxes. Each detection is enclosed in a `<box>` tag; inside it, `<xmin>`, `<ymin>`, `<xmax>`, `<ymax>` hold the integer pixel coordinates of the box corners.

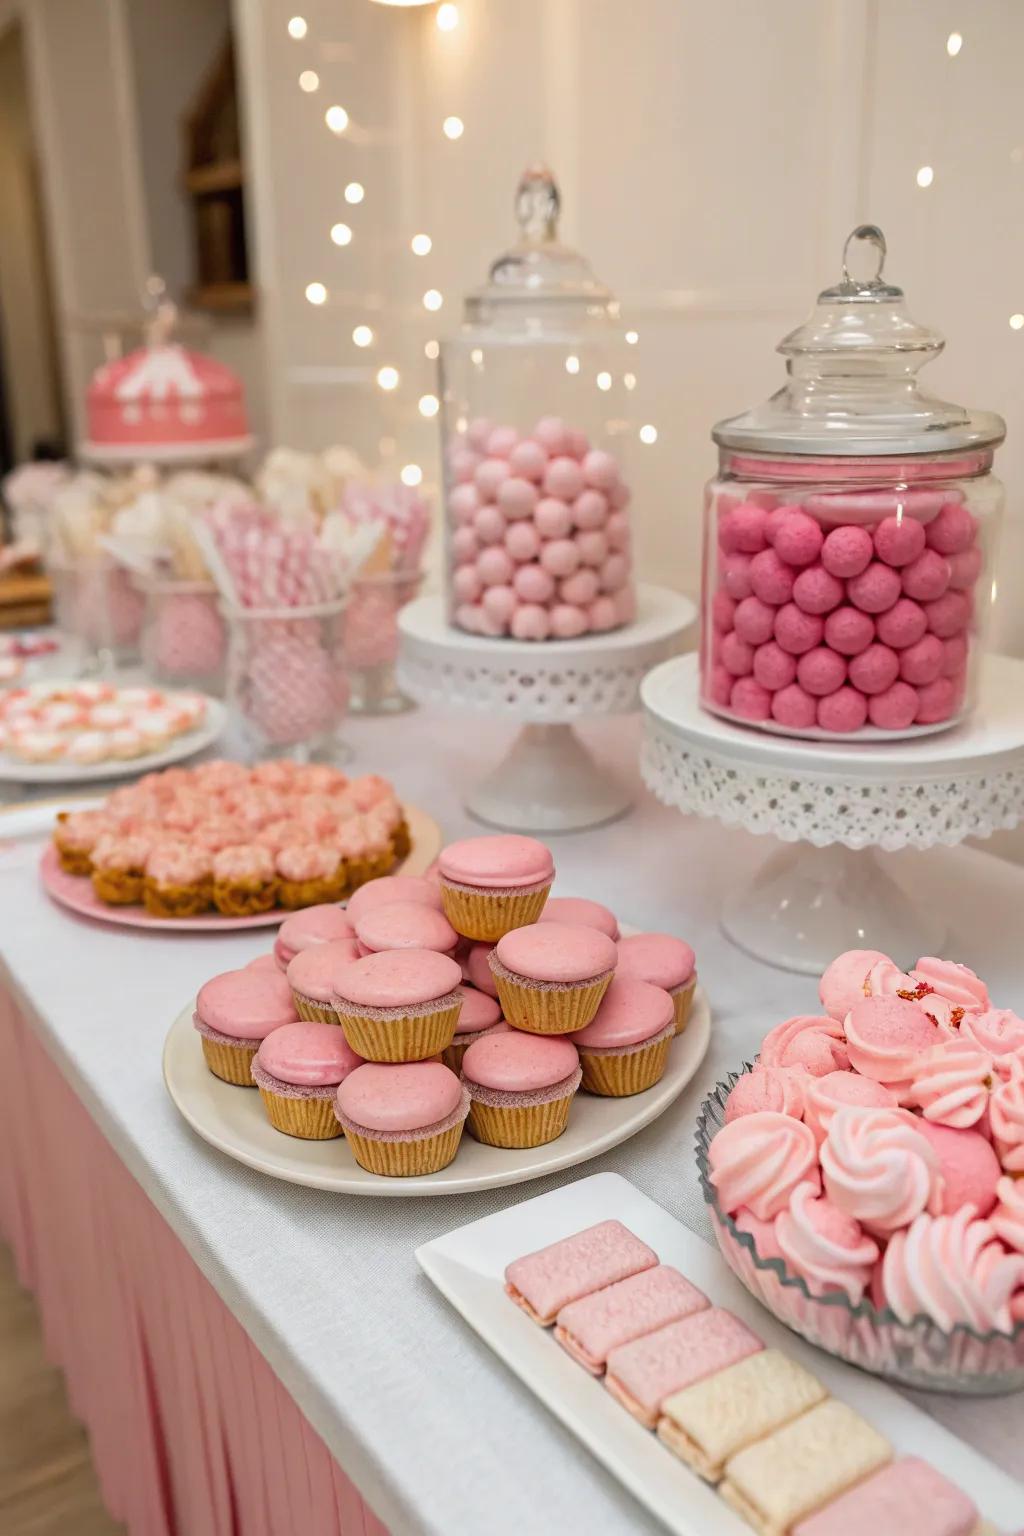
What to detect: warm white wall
<box><xmin>234</xmin><ymin>0</ymin><xmax>1024</xmax><ymax>651</ymax></box>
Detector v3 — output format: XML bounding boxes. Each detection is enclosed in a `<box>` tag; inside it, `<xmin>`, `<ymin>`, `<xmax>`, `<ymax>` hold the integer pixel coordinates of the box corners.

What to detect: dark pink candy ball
<box><xmin>925</xmin><ymin>500</ymin><xmax>976</xmax><ymax>556</ymax></box>
<box><xmin>846</xmin><ymin>561</ymin><xmax>902</xmax><ymax>615</ymax></box>
<box><xmin>868</xmin><ymin>682</ymin><xmax>920</xmax><ymax>730</ymax></box>
<box><xmin>941</xmin><ymin>634</ymin><xmax>968</xmax><ymax>677</ymax></box>
<box><xmin>873</xmin><ymin>515</ymin><xmax>926</xmax><ymax>568</ymax></box>
<box><xmin>902</xmin><ymin>549</ymin><xmax>951</xmax><ymax>602</ymax></box>
<box><xmin>765</xmin><ymin>504</ymin><xmax>799</xmax><ymax>544</ymax></box>
<box><xmin>947</xmin><ymin>546</ymin><xmax>983</xmax><ymax>590</ymax></box>
<box><xmin>898</xmin><ymin>634</ymin><xmax>943</xmax><ymax>686</ymax></box>
<box><xmin>924</xmin><ymin>590</ymin><xmax>971</xmax><ymax>638</ymax></box>
<box><xmin>848</xmin><ymin>643</ymin><xmax>900</xmax><ymax>695</ymax></box>
<box><xmin>711</xmin><ymin>590</ymin><xmax>736</xmax><ymax>632</ymax></box>
<box><xmin>817</xmin><ymin>686</ymin><xmax>869</xmax><ymax>733</ymax></box>
<box><xmin>792</xmin><ymin>565</ymin><xmax>844</xmax><ymax>616</ymax></box>
<box><xmin>721</xmin><ymin>631</ymin><xmax>755</xmax><ymax>676</ymax></box>
<box><xmin>774</xmin><ymin>603</ymin><xmax>824</xmax><ymax>655</ymax></box>
<box><xmin>875</xmin><ymin>597</ymin><xmax>927</xmax><ymax>650</ymax></box>
<box><xmin>772</xmin><ymin>510</ymin><xmax>824</xmax><ymax>567</ymax></box>
<box><xmin>796</xmin><ymin>647</ymin><xmax>847</xmax><ymax>697</ymax></box>
<box><xmin>821</xmin><ymin>524</ymin><xmax>873</xmax><ymax>579</ymax></box>
<box><xmin>749</xmin><ymin>548</ymin><xmax>796</xmax><ymax>605</ymax></box>
<box><xmin>707</xmin><ymin>664</ymin><xmax>733</xmax><ymax>706</ymax></box>
<box><xmin>915</xmin><ymin>675</ymin><xmax>959</xmax><ymax>724</ymax></box>
<box><xmin>823</xmin><ymin>606</ymin><xmax>875</xmax><ymax>656</ymax></box>
<box><xmin>719</xmin><ymin>502</ymin><xmax>768</xmax><ymax>554</ymax></box>
<box><xmin>771</xmin><ymin>683</ymin><xmax>818</xmax><ymax>730</ymax></box>
<box><xmin>722</xmin><ymin>551</ymin><xmax>755</xmax><ymax>600</ymax></box>
<box><xmin>752</xmin><ymin>641</ymin><xmax>797</xmax><ymax>691</ymax></box>
<box><xmin>730</xmin><ymin>676</ymin><xmax>773</xmax><ymax>720</ymax></box>
<box><xmin>734</xmin><ymin>596</ymin><xmax>777</xmax><ymax>646</ymax></box>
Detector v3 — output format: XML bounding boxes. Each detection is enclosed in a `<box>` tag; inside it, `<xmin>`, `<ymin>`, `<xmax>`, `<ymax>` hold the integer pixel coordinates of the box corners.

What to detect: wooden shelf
<box><xmin>187</xmin><ymin>281</ymin><xmax>254</xmax><ymax>314</ymax></box>
<box><xmin>184</xmin><ymin>158</ymin><xmax>243</xmax><ymax>195</ymax></box>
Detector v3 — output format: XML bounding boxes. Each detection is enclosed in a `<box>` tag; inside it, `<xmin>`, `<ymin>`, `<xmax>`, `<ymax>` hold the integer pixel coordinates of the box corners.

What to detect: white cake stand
<box><xmin>398</xmin><ymin>584</ymin><xmax>696</xmax><ymax>832</ymax></box>
<box><xmin>641</xmin><ymin>652</ymin><xmax>1024</xmax><ymax>974</ymax></box>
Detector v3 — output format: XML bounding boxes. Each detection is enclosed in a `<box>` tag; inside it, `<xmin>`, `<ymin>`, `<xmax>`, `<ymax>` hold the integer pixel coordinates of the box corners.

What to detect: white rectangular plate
<box><xmin>416</xmin><ymin>1172</ymin><xmax>1024</xmax><ymax>1535</ymax></box>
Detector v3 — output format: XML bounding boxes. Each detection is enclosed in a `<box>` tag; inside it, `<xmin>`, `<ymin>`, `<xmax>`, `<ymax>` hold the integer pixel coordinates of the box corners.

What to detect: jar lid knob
<box><xmin>514</xmin><ymin>164</ymin><xmax>560</xmax><ymax>244</ymax></box>
<box><xmin>841</xmin><ymin>224</ymin><xmax>887</xmax><ymax>287</ymax></box>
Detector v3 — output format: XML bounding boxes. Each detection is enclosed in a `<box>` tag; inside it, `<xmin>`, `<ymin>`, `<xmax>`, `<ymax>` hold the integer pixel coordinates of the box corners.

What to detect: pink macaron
<box><xmin>568</xmin><ymin>978</ymin><xmax>676</xmax><ymax>1095</ymax></box>
<box><xmin>195</xmin><ymin>968</ymin><xmax>298</xmax><ymax>1044</ymax></box>
<box><xmin>353</xmin><ymin>901</ymin><xmax>458</xmax><ymax>958</ymax></box>
<box><xmin>334</xmin><ymin>1060</ymin><xmax>470</xmax><ymax>1173</ymax></box>
<box><xmin>490</xmin><ymin>922</ymin><xmax>617</xmax><ymax>1035</ymax></box>
<box><xmin>461</xmin><ymin>1030</ymin><xmax>582</xmax><ymax>1146</ymax></box>
<box><xmin>274</xmin><ymin>903</ymin><xmax>355</xmax><ymax>970</ymax></box>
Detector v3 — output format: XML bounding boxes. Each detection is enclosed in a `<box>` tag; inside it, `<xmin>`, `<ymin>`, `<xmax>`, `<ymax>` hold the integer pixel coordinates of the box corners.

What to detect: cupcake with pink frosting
<box><xmin>90</xmin><ymin>832</ymin><xmax>154</xmax><ymax>905</ymax></box>
<box><xmin>438</xmin><ymin>834</ymin><xmax>555</xmax><ymax>943</ymax></box>
<box><xmin>143</xmin><ymin>841</ymin><xmax>213</xmax><ymax>917</ymax></box>
<box><xmin>275</xmin><ymin>842</ymin><xmax>345</xmax><ymax>909</ymax></box>
<box><xmin>252</xmin><ymin>1021</ymin><xmax>363</xmax><ymax>1139</ymax></box>
<box><xmin>461</xmin><ymin>1030</ymin><xmax>582</xmax><ymax>1148</ymax></box>
<box><xmin>286</xmin><ymin>939</ymin><xmax>360</xmax><ymax>1024</ymax></box>
<box><xmin>212</xmin><ymin>843</ymin><xmax>278</xmax><ymax>916</ymax></box>
<box><xmin>440</xmin><ymin>986</ymin><xmax>506</xmax><ymax>1075</ymax></box>
<box><xmin>274</xmin><ymin>903</ymin><xmax>354</xmax><ymax>970</ymax></box>
<box><xmin>569</xmin><ymin>978</ymin><xmax>676</xmax><ymax>1097</ymax></box>
<box><xmin>334</xmin><ymin>1060</ymin><xmax>470</xmax><ymax>1176</ymax></box>
<box><xmin>331</xmin><ymin>948</ymin><xmax>463</xmax><ymax>1063</ymax></box>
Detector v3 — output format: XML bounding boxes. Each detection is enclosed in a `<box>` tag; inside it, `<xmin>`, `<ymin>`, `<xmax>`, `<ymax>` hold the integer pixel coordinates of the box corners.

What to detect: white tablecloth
<box><xmin>1</xmin><ymin>708</ymin><xmax>1021</xmax><ymax>1535</ymax></box>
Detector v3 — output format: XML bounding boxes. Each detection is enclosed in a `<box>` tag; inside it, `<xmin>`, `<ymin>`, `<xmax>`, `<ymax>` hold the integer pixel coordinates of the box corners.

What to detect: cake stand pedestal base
<box><xmin>465</xmin><ymin>723</ymin><xmax>632</xmax><ymax>833</ymax></box>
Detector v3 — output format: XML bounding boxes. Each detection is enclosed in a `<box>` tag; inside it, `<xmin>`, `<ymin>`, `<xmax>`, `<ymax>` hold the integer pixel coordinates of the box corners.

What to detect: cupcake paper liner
<box><xmin>55</xmin><ymin>842</ymin><xmax>93</xmax><ymax>877</ymax></box>
<box><xmin>200</xmin><ymin>1035</ymin><xmax>259</xmax><ymax>1086</ymax></box>
<box><xmin>291</xmin><ymin>992</ymin><xmax>341</xmax><ymax>1025</ymax></box>
<box><xmin>467</xmin><ymin>1092</ymin><xmax>573</xmax><ymax>1149</ymax></box>
<box><xmin>258</xmin><ymin>1086</ymin><xmax>341</xmax><ymax>1139</ymax></box>
<box><xmin>277</xmin><ymin>873</ymin><xmax>346</xmax><ymax>910</ymax></box>
<box><xmin>440</xmin><ymin>882</ymin><xmax>551</xmax><ymax>943</ymax></box>
<box><xmin>212</xmin><ymin>879</ymin><xmax>279</xmax><ymax>916</ymax></box>
<box><xmin>671</xmin><ymin>977</ymin><xmax>697</xmax><ymax>1035</ymax></box>
<box><xmin>491</xmin><ymin>969</ymin><xmax>611</xmax><ymax>1035</ymax></box>
<box><xmin>337</xmin><ymin>1000</ymin><xmax>460</xmax><ymax>1063</ymax></box>
<box><xmin>92</xmin><ymin>869</ymin><xmax>145</xmax><ymax>905</ymax></box>
<box><xmin>579</xmin><ymin>1034</ymin><xmax>671</xmax><ymax>1096</ymax></box>
<box><xmin>344</xmin><ymin>1122</ymin><xmax>463</xmax><ymax>1175</ymax></box>
<box><xmin>143</xmin><ymin>879</ymin><xmax>213</xmax><ymax>918</ymax></box>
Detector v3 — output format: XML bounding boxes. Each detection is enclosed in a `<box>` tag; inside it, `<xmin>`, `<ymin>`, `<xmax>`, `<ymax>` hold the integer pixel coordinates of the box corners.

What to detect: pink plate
<box><xmin>38</xmin><ymin>803</ymin><xmax>442</xmax><ymax>933</ymax></box>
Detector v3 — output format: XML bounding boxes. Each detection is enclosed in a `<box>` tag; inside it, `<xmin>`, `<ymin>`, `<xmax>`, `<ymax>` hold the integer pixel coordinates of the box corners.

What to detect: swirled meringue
<box><xmin>990</xmin><ymin>1071</ymin><xmax>1024</xmax><ymax>1174</ymax></box>
<box><xmin>908</xmin><ymin>1039</ymin><xmax>996</xmax><ymax>1130</ymax></box>
<box><xmin>843</xmin><ymin>996</ymin><xmax>945</xmax><ymax>1097</ymax></box>
<box><xmin>821</xmin><ymin>1107</ymin><xmax>942</xmax><ymax>1236</ymax></box>
<box><xmin>802</xmin><ymin>1070</ymin><xmax>898</xmax><ymax>1146</ymax></box>
<box><xmin>915</xmin><ymin>993</ymin><xmax>965</xmax><ymax>1031</ymax></box>
<box><xmin>959</xmin><ymin>1008</ymin><xmax>1024</xmax><ymax>1059</ymax></box>
<box><xmin>862</xmin><ymin>958</ymin><xmax>930</xmax><ymax>1002</ymax></box>
<box><xmin>725</xmin><ymin>1066</ymin><xmax>807</xmax><ymax>1124</ymax></box>
<box><xmin>708</xmin><ymin>1111</ymin><xmax>820</xmax><ymax>1222</ymax></box>
<box><xmin>911</xmin><ymin>957</ymin><xmax>990</xmax><ymax>1012</ymax></box>
<box><xmin>879</xmin><ymin>1204</ymin><xmax>1024</xmax><ymax>1334</ymax></box>
<box><xmin>758</xmin><ymin>1015</ymin><xmax>849</xmax><ymax>1077</ymax></box>
<box><xmin>990</xmin><ymin>1175</ymin><xmax>1024</xmax><ymax>1256</ymax></box>
<box><xmin>818</xmin><ymin>949</ymin><xmax>891</xmax><ymax>1021</ymax></box>
<box><xmin>775</xmin><ymin>1181</ymin><xmax>879</xmax><ymax>1304</ymax></box>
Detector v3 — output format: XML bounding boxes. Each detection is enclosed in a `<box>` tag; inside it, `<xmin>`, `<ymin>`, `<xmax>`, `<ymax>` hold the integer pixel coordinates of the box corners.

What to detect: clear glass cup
<box><xmin>439</xmin><ymin>166</ymin><xmax>635</xmax><ymax>642</ymax></box>
<box><xmin>139</xmin><ymin>577</ymin><xmax>227</xmax><ymax>692</ymax></box>
<box><xmin>696</xmin><ymin>1072</ymin><xmax>1024</xmax><ymax>1393</ymax></box>
<box><xmin>701</xmin><ymin>225</ymin><xmax>1005</xmax><ymax>740</ymax></box>
<box><xmin>223</xmin><ymin>599</ymin><xmax>350</xmax><ymax>760</ymax></box>
<box><xmin>48</xmin><ymin>553</ymin><xmax>145</xmax><ymax>673</ymax></box>
<box><xmin>342</xmin><ymin>568</ymin><xmax>425</xmax><ymax>714</ymax></box>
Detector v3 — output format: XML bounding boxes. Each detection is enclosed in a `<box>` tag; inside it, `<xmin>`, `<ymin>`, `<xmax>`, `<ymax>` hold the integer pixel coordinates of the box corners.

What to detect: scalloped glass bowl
<box><xmin>696</xmin><ymin>1069</ymin><xmax>1024</xmax><ymax>1394</ymax></box>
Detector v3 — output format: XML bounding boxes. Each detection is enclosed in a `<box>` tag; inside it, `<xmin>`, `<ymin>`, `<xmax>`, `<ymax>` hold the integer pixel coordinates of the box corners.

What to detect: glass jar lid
<box><xmin>713</xmin><ymin>225</ymin><xmax>1005</xmax><ymax>457</ymax></box>
<box><xmin>464</xmin><ymin>165</ymin><xmax>614</xmax><ymax>326</ymax></box>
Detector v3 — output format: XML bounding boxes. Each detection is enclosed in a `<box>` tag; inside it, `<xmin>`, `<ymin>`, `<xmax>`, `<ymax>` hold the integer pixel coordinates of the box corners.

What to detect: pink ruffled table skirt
<box><xmin>0</xmin><ymin>987</ymin><xmax>388</xmax><ymax>1536</ymax></box>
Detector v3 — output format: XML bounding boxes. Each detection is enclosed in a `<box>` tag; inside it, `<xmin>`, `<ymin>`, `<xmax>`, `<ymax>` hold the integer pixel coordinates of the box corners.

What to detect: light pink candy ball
<box><xmin>450</xmin><ymin>449</ymin><xmax>480</xmax><ymax>484</ymax></box>
<box><xmin>706</xmin><ymin>664</ymin><xmax>733</xmax><ymax>706</ymax></box>
<box><xmin>773</xmin><ymin>510</ymin><xmax>824</xmax><ymax>567</ymax></box>
<box><xmin>926</xmin><ymin>501</ymin><xmax>976</xmax><ymax>556</ymax></box>
<box><xmin>902</xmin><ymin>549</ymin><xmax>951</xmax><ymax>601</ymax></box>
<box><xmin>817</xmin><ymin>686</ymin><xmax>868</xmax><ymax>734</ymax></box>
<box><xmin>533</xmin><ymin>497</ymin><xmax>573</xmax><ymax>540</ymax></box>
<box><xmin>796</xmin><ymin>647</ymin><xmax>847</xmax><ymax>697</ymax></box>
<box><xmin>588</xmin><ymin>596</ymin><xmax>619</xmax><ymax>632</ymax></box>
<box><xmin>465</xmin><ymin>418</ymin><xmax>493</xmax><ymax>451</ymax></box>
<box><xmin>452</xmin><ymin>526</ymin><xmax>479</xmax><ymax>564</ymax></box>
<box><xmin>510</xmin><ymin>603</ymin><xmax>551</xmax><ymax>641</ymax></box>
<box><xmin>898</xmin><ymin>634</ymin><xmax>943</xmax><ymax>685</ymax></box>
<box><xmin>505</xmin><ymin>522</ymin><xmax>541</xmax><ymax>563</ymax></box>
<box><xmin>722</xmin><ymin>552</ymin><xmax>755</xmax><ymax>601</ymax></box>
<box><xmin>712</xmin><ymin>591</ymin><xmax>737</xmax><ymax>632</ymax></box>
<box><xmin>567</xmin><ymin>429</ymin><xmax>590</xmax><ymax>460</ymax></box>
<box><xmin>560</xmin><ymin>569</ymin><xmax>600</xmax><ymax>606</ymax></box>
<box><xmin>477</xmin><ymin>547</ymin><xmax>515</xmax><ymax>588</ymax></box>
<box><xmin>476</xmin><ymin>607</ymin><xmax>509</xmax><ymax>637</ymax></box>
<box><xmin>507</xmin><ymin>439</ymin><xmax>548</xmax><ymax>482</ymax></box>
<box><xmin>733</xmin><ymin>596</ymin><xmax>777</xmax><ymax>646</ymax></box>
<box><xmin>599</xmin><ymin>553</ymin><xmax>630</xmax><ymax>592</ymax></box>
<box><xmin>581</xmin><ymin>449</ymin><xmax>619</xmax><ymax>491</ymax></box>
<box><xmin>449</xmin><ymin>483</ymin><xmax>480</xmax><ymax>524</ymax></box>
<box><xmin>821</xmin><ymin>524</ymin><xmax>874</xmax><ymax>579</ymax></box>
<box><xmin>486</xmin><ymin>425</ymin><xmax>519</xmax><ymax>458</ymax></box>
<box><xmin>481</xmin><ymin>585</ymin><xmax>517</xmax><ymax>626</ymax></box>
<box><xmin>874</xmin><ymin>515</ymin><xmax>926</xmax><ymax>568</ymax></box>
<box><xmin>454</xmin><ymin>603</ymin><xmax>481</xmax><ymax>633</ymax></box>
<box><xmin>868</xmin><ymin>682</ymin><xmax>919</xmax><ymax>730</ymax></box>
<box><xmin>608</xmin><ymin>482</ymin><xmax>631</xmax><ymax>511</ymax></box>
<box><xmin>924</xmin><ymin>590</ymin><xmax>970</xmax><ymax>638</ymax></box>
<box><xmin>473</xmin><ymin>505</ymin><xmax>507</xmax><ymax>545</ymax></box>
<box><xmin>614</xmin><ymin>586</ymin><xmax>636</xmax><ymax>625</ymax></box>
<box><xmin>453</xmin><ymin>566</ymin><xmax>482</xmax><ymax>603</ymax></box>
<box><xmin>941</xmin><ymin>634</ymin><xmax>968</xmax><ymax>677</ymax></box>
<box><xmin>550</xmin><ymin>603</ymin><xmax>589</xmax><ymax>639</ymax></box>
<box><xmin>606</xmin><ymin>510</ymin><xmax>631</xmax><ymax>552</ymax></box>
<box><xmin>749</xmin><ymin>549</ymin><xmax>796</xmax><ymax>605</ymax></box>
<box><xmin>792</xmin><ymin>565</ymin><xmax>844</xmax><ymax>616</ymax></box>
<box><xmin>947</xmin><ymin>546</ymin><xmax>983</xmax><ymax>590</ymax></box>
<box><xmin>823</xmin><ymin>606</ymin><xmax>875</xmax><ymax>656</ymax></box>
<box><xmin>771</xmin><ymin>683</ymin><xmax>817</xmax><ymax>730</ymax></box>
<box><xmin>497</xmin><ymin>477</ymin><xmax>539</xmax><ymax>520</ymax></box>
<box><xmin>730</xmin><ymin>677</ymin><xmax>772</xmax><ymax>721</ymax></box>
<box><xmin>847</xmin><ymin>561</ymin><xmax>901</xmax><ymax>614</ymax></box>
<box><xmin>577</xmin><ymin>530</ymin><xmax>609</xmax><ymax>568</ymax></box>
<box><xmin>514</xmin><ymin>564</ymin><xmax>556</xmax><ymax>605</ymax></box>
<box><xmin>573</xmin><ymin>490</ymin><xmax>609</xmax><ymax>530</ymax></box>
<box><xmin>540</xmin><ymin>539</ymin><xmax>580</xmax><ymax>579</ymax></box>
<box><xmin>752</xmin><ymin>641</ymin><xmax>797</xmax><ymax>691</ymax></box>
<box><xmin>916</xmin><ymin>676</ymin><xmax>958</xmax><ymax>724</ymax></box>
<box><xmin>848</xmin><ymin>643</ymin><xmax>900</xmax><ymax>695</ymax></box>
<box><xmin>474</xmin><ymin>458</ymin><xmax>508</xmax><ymax>501</ymax></box>
<box><xmin>774</xmin><ymin>603</ymin><xmax>824</xmax><ymax>655</ymax></box>
<box><xmin>533</xmin><ymin>417</ymin><xmax>569</xmax><ymax>455</ymax></box>
<box><xmin>719</xmin><ymin>503</ymin><xmax>768</xmax><ymax>555</ymax></box>
<box><xmin>875</xmin><ymin>597</ymin><xmax>927</xmax><ymax>649</ymax></box>
<box><xmin>721</xmin><ymin>632</ymin><xmax>755</xmax><ymax>677</ymax></box>
<box><xmin>543</xmin><ymin>457</ymin><xmax>585</xmax><ymax>502</ymax></box>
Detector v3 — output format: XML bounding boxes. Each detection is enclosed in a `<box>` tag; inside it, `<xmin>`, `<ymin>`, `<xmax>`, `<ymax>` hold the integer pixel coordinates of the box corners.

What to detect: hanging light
<box><xmin>305</xmin><ymin>282</ymin><xmax>327</xmax><ymax>305</ymax></box>
<box><xmin>442</xmin><ymin>116</ymin><xmax>464</xmax><ymax>140</ymax></box>
<box><xmin>330</xmin><ymin>223</ymin><xmax>353</xmax><ymax>246</ymax></box>
<box><xmin>344</xmin><ymin>182</ymin><xmax>365</xmax><ymax>204</ymax></box>
<box><xmin>437</xmin><ymin>4</ymin><xmax>459</xmax><ymax>29</ymax></box>
<box><xmin>411</xmin><ymin>233</ymin><xmax>432</xmax><ymax>255</ymax></box>
<box><xmin>325</xmin><ymin>105</ymin><xmax>350</xmax><ymax>134</ymax></box>
<box><xmin>288</xmin><ymin>16</ymin><xmax>308</xmax><ymax>39</ymax></box>
<box><xmin>299</xmin><ymin>70</ymin><xmax>319</xmax><ymax>92</ymax></box>
<box><xmin>352</xmin><ymin>325</ymin><xmax>374</xmax><ymax>347</ymax></box>
<box><xmin>376</xmin><ymin>366</ymin><xmax>400</xmax><ymax>390</ymax></box>
<box><xmin>418</xmin><ymin>394</ymin><xmax>440</xmax><ymax>417</ymax></box>
<box><xmin>401</xmin><ymin>464</ymin><xmax>424</xmax><ymax>486</ymax></box>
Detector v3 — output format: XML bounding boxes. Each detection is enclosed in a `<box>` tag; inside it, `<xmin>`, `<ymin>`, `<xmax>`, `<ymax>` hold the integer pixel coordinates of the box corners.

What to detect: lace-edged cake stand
<box><xmin>398</xmin><ymin>584</ymin><xmax>695</xmax><ymax>832</ymax></box>
<box><xmin>641</xmin><ymin>652</ymin><xmax>1024</xmax><ymax>975</ymax></box>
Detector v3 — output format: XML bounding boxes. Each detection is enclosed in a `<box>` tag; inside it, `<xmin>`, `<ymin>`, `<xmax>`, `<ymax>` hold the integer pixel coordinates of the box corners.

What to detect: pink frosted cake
<box><xmin>83</xmin><ymin>342</ymin><xmax>251</xmax><ymax>461</ymax></box>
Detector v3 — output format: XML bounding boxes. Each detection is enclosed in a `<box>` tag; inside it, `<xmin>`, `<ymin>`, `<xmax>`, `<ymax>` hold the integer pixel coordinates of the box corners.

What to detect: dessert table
<box><xmin>0</xmin><ymin>705</ymin><xmax>1022</xmax><ymax>1536</ymax></box>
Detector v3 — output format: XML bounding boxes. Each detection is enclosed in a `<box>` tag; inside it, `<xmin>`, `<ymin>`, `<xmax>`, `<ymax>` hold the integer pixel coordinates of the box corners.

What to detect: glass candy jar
<box><xmin>440</xmin><ymin>166</ymin><xmax>635</xmax><ymax>642</ymax></box>
<box><xmin>223</xmin><ymin>600</ymin><xmax>350</xmax><ymax>760</ymax></box>
<box><xmin>139</xmin><ymin>577</ymin><xmax>226</xmax><ymax>692</ymax></box>
<box><xmin>701</xmin><ymin>226</ymin><xmax>1005</xmax><ymax>739</ymax></box>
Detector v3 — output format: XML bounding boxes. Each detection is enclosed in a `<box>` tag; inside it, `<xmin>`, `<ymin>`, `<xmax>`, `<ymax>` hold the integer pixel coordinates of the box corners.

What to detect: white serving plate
<box><xmin>0</xmin><ymin>694</ymin><xmax>225</xmax><ymax>784</ymax></box>
<box><xmin>162</xmin><ymin>975</ymin><xmax>711</xmax><ymax>1197</ymax></box>
<box><xmin>416</xmin><ymin>1171</ymin><xmax>1024</xmax><ymax>1535</ymax></box>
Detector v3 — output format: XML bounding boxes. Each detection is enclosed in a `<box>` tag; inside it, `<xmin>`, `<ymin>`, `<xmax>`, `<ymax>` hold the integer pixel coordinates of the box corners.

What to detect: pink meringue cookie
<box><xmin>708</xmin><ymin>1110</ymin><xmax>820</xmax><ymax>1221</ymax></box>
<box><xmin>911</xmin><ymin>957</ymin><xmax>989</xmax><ymax>1012</ymax></box>
<box><xmin>990</xmin><ymin>1071</ymin><xmax>1024</xmax><ymax>1173</ymax></box>
<box><xmin>724</xmin><ymin>1067</ymin><xmax>807</xmax><ymax>1124</ymax></box>
<box><xmin>759</xmin><ymin>1014</ymin><xmax>849</xmax><ymax>1077</ymax></box>
<box><xmin>821</xmin><ymin>1107</ymin><xmax>942</xmax><ymax>1236</ymax></box>
<box><xmin>908</xmin><ymin>1039</ymin><xmax>997</xmax><ymax>1130</ymax></box>
<box><xmin>844</xmin><ymin>996</ymin><xmax>946</xmax><ymax>1095</ymax></box>
<box><xmin>879</xmin><ymin>1204</ymin><xmax>1024</xmax><ymax>1333</ymax></box>
<box><xmin>991</xmin><ymin>1174</ymin><xmax>1024</xmax><ymax>1254</ymax></box>
<box><xmin>862</xmin><ymin>958</ymin><xmax>930</xmax><ymax>1002</ymax></box>
<box><xmin>733</xmin><ymin>1205</ymin><xmax>786</xmax><ymax>1264</ymax></box>
<box><xmin>818</xmin><ymin>949</ymin><xmax>891</xmax><ymax>1021</ymax></box>
<box><xmin>959</xmin><ymin>1008</ymin><xmax>1024</xmax><ymax>1058</ymax></box>
<box><xmin>913</xmin><ymin>1120</ymin><xmax>1002</xmax><ymax>1217</ymax></box>
<box><xmin>802</xmin><ymin>1071</ymin><xmax>898</xmax><ymax>1146</ymax></box>
<box><xmin>775</xmin><ymin>1181</ymin><xmax>879</xmax><ymax>1303</ymax></box>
